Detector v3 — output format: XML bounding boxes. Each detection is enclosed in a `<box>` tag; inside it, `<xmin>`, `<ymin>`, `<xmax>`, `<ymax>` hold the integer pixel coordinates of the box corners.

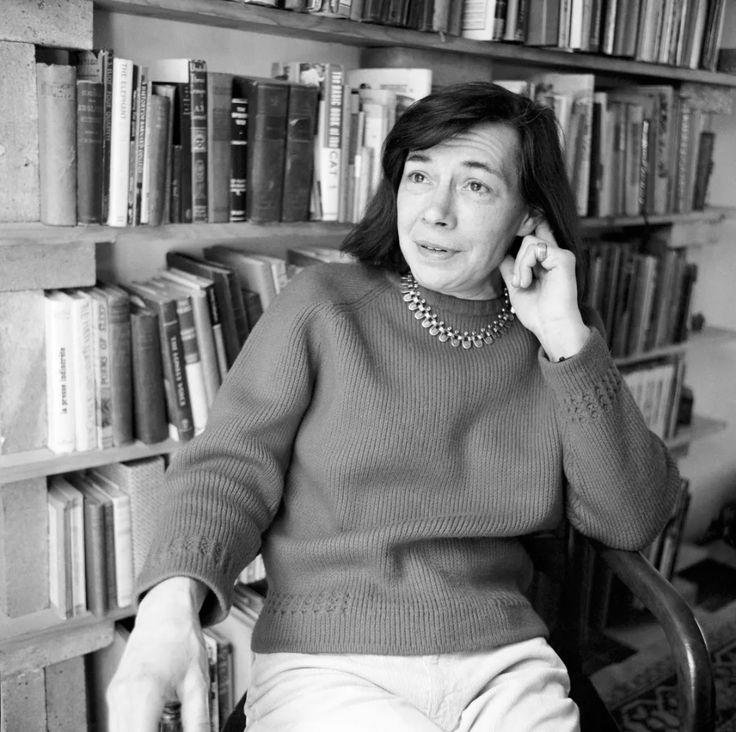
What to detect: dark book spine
<box><xmin>126</xmin><ymin>64</ymin><xmax>140</xmax><ymax>226</ymax></box>
<box><xmin>170</xmin><ymin>143</ymin><xmax>183</xmax><ymax>223</ymax></box>
<box><xmin>281</xmin><ymin>84</ymin><xmax>319</xmax><ymax>222</ymax></box>
<box><xmin>189</xmin><ymin>59</ymin><xmax>208</xmax><ymax>223</ymax></box>
<box><xmin>106</xmin><ymin>289</ymin><xmax>134</xmax><ymax>447</ymax></box>
<box><xmin>130</xmin><ymin>306</ymin><xmax>169</xmax><ymax>444</ymax></box>
<box><xmin>229</xmin><ymin>97</ymin><xmax>248</xmax><ymax>223</ymax></box>
<box><xmin>131</xmin><ymin>68</ymin><xmax>148</xmax><ymax>226</ymax></box>
<box><xmin>244</xmin><ymin>80</ymin><xmax>289</xmax><ymax>223</ymax></box>
<box><xmin>146</xmin><ymin>94</ymin><xmax>171</xmax><ymax>227</ymax></box>
<box><xmin>179</xmin><ymin>82</ymin><xmax>193</xmax><ymax>223</ymax></box>
<box><xmin>361</xmin><ymin>0</ymin><xmax>386</xmax><ymax>22</ymax></box>
<box><xmin>692</xmin><ymin>130</ymin><xmax>715</xmax><ymax>211</ymax></box>
<box><xmin>76</xmin><ymin>79</ymin><xmax>104</xmax><ymax>224</ymax></box>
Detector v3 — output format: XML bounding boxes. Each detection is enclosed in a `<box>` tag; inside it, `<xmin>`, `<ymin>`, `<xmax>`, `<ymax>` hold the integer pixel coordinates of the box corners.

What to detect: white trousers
<box><xmin>243</xmin><ymin>636</ymin><xmax>580</xmax><ymax>731</ymax></box>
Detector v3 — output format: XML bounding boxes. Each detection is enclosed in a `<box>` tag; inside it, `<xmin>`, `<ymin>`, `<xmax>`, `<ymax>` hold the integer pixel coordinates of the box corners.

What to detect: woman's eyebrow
<box><xmin>406</xmin><ymin>152</ymin><xmax>504</xmax><ymax>178</ymax></box>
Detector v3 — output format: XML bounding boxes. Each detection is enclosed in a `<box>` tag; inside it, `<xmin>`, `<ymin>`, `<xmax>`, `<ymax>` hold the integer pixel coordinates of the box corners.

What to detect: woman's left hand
<box><xmin>498</xmin><ymin>220</ymin><xmax>590</xmax><ymax>362</ymax></box>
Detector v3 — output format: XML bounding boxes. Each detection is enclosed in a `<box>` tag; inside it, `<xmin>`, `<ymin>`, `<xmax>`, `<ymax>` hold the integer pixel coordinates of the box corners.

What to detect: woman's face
<box><xmin>396</xmin><ymin>122</ymin><xmax>537</xmax><ymax>300</ymax></box>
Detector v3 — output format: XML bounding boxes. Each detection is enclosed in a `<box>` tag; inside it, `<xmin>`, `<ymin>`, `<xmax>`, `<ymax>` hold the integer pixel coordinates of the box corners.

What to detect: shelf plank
<box><xmin>666</xmin><ymin>415</ymin><xmax>727</xmax><ymax>452</ymax></box>
<box><xmin>0</xmin><ymin>607</ymin><xmax>133</xmax><ymax>674</ymax></box>
<box><xmin>614</xmin><ymin>326</ymin><xmax>736</xmax><ymax>368</ymax></box>
<box><xmin>94</xmin><ymin>0</ymin><xmax>736</xmax><ymax>87</ymax></box>
<box><xmin>0</xmin><ymin>439</ymin><xmax>179</xmax><ymax>484</ymax></box>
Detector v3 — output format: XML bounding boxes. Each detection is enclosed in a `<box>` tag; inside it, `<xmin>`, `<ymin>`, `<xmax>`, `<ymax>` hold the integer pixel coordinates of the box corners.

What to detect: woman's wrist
<box><xmin>539</xmin><ymin>321</ymin><xmax>591</xmax><ymax>363</ymax></box>
<box><xmin>139</xmin><ymin>576</ymin><xmax>209</xmax><ymax>618</ymax></box>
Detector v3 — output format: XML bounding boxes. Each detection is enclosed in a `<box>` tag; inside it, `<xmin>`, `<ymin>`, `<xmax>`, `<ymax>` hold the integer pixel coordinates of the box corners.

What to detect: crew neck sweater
<box><xmin>137</xmin><ymin>262</ymin><xmax>680</xmax><ymax>655</ymax></box>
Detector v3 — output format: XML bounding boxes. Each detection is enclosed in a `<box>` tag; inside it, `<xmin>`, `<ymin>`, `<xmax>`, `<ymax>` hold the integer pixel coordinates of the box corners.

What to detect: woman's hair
<box><xmin>341</xmin><ymin>81</ymin><xmax>585</xmax><ymax>290</ymax></box>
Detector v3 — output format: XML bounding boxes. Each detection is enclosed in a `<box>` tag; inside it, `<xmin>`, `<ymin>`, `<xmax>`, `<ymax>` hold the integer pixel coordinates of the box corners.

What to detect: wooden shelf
<box><xmin>0</xmin><ymin>606</ymin><xmax>134</xmax><ymax>675</ymax></box>
<box><xmin>0</xmin><ymin>439</ymin><xmax>179</xmax><ymax>484</ymax></box>
<box><xmin>666</xmin><ymin>415</ymin><xmax>727</xmax><ymax>451</ymax></box>
<box><xmin>581</xmin><ymin>208</ymin><xmax>732</xmax><ymax>230</ymax></box>
<box><xmin>94</xmin><ymin>0</ymin><xmax>736</xmax><ymax>87</ymax></box>
<box><xmin>614</xmin><ymin>326</ymin><xmax>736</xmax><ymax>368</ymax></box>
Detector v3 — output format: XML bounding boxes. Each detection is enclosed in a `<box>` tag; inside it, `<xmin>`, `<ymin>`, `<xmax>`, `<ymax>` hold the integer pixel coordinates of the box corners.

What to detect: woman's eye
<box><xmin>406</xmin><ymin>171</ymin><xmax>427</xmax><ymax>184</ymax></box>
<box><xmin>466</xmin><ymin>180</ymin><xmax>490</xmax><ymax>194</ymax></box>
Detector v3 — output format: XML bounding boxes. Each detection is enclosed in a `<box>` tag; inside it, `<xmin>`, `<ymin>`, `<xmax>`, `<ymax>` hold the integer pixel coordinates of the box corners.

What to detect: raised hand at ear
<box><xmin>499</xmin><ymin>220</ymin><xmax>589</xmax><ymax>362</ymax></box>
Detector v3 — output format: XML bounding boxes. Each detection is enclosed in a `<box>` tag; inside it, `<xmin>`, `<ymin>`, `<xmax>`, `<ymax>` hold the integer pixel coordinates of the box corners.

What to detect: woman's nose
<box><xmin>421</xmin><ymin>186</ymin><xmax>456</xmax><ymax>227</ymax></box>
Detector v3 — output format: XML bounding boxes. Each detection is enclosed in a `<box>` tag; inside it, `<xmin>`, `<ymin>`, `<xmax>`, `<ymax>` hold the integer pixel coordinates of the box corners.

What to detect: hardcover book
<box><xmin>76</xmin><ymin>79</ymin><xmax>104</xmax><ymax>223</ymax></box>
<box><xmin>233</xmin><ymin>75</ymin><xmax>290</xmax><ymax>223</ymax></box>
<box><xmin>281</xmin><ymin>82</ymin><xmax>319</xmax><ymax>222</ymax></box>
<box><xmin>106</xmin><ymin>57</ymin><xmax>135</xmax><ymax>227</ymax></box>
<box><xmin>207</xmin><ymin>71</ymin><xmax>234</xmax><ymax>223</ymax></box>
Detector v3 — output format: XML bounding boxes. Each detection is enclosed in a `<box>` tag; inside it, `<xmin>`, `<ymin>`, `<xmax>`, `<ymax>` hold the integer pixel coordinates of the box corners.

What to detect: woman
<box><xmin>108</xmin><ymin>82</ymin><xmax>680</xmax><ymax>731</ymax></box>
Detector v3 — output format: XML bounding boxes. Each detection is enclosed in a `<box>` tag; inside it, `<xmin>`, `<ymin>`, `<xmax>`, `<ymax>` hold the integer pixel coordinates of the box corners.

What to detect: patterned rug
<box><xmin>591</xmin><ymin>598</ymin><xmax>736</xmax><ymax>731</ymax></box>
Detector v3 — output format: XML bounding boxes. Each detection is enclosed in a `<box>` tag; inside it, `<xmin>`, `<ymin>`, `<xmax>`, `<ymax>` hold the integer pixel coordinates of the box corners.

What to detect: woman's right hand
<box><xmin>106</xmin><ymin>576</ymin><xmax>211</xmax><ymax>732</ymax></box>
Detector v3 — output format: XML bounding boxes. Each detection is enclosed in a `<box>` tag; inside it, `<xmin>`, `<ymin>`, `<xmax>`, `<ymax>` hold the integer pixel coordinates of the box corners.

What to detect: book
<box><xmin>49</xmin><ymin>475</ymin><xmax>87</xmax><ymax>616</ymax></box>
<box><xmin>129</xmin><ymin>64</ymin><xmax>150</xmax><ymax>226</ymax></box>
<box><xmin>76</xmin><ymin>79</ymin><xmax>104</xmax><ymax>224</ymax></box>
<box><xmin>36</xmin><ymin>62</ymin><xmax>77</xmax><ymax>226</ymax></box>
<box><xmin>93</xmin><ymin>456</ymin><xmax>166</xmax><ymax>581</ymax></box>
<box><xmin>204</xmin><ymin>245</ymin><xmax>280</xmax><ymax>311</ymax></box>
<box><xmin>85</xmin><ymin>470</ymin><xmax>135</xmax><ymax>609</ymax></box>
<box><xmin>281</xmin><ymin>82</ymin><xmax>319</xmax><ymax>223</ymax></box>
<box><xmin>142</xmin><ymin>92</ymin><xmax>170</xmax><ymax>226</ymax></box>
<box><xmin>76</xmin><ymin>49</ymin><xmax>114</xmax><ymax>222</ymax></box>
<box><xmin>74</xmin><ymin>473</ymin><xmax>118</xmax><ymax>611</ymax></box>
<box><xmin>47</xmin><ymin>482</ymin><xmax>73</xmax><ymax>618</ymax></box>
<box><xmin>148</xmin><ymin>277</ymin><xmax>210</xmax><ymax>434</ymax></box>
<box><xmin>125</xmin><ymin>281</ymin><xmax>195</xmax><ymax>442</ymax></box>
<box><xmin>461</xmin><ymin>0</ymin><xmax>505</xmax><ymax>40</ymax></box>
<box><xmin>150</xmin><ymin>58</ymin><xmax>209</xmax><ymax>223</ymax></box>
<box><xmin>151</xmin><ymin>82</ymin><xmax>177</xmax><ymax>224</ymax></box>
<box><xmin>66</xmin><ymin>472</ymin><xmax>109</xmax><ymax>616</ymax></box>
<box><xmin>44</xmin><ymin>291</ymin><xmax>76</xmax><ymax>454</ymax></box>
<box><xmin>207</xmin><ymin>71</ymin><xmax>234</xmax><ymax>223</ymax></box>
<box><xmin>165</xmin><ymin>250</ymin><xmax>247</xmax><ymax>370</ymax></box>
<box><xmin>525</xmin><ymin>0</ymin><xmax>560</xmax><ymax>45</ymax></box>
<box><xmin>88</xmin><ymin>287</ymin><xmax>114</xmax><ymax>449</ymax></box>
<box><xmin>229</xmin><ymin>95</ymin><xmax>248</xmax><ymax>222</ymax></box>
<box><xmin>158</xmin><ymin>269</ymin><xmax>221</xmax><ymax>406</ymax></box>
<box><xmin>273</xmin><ymin>62</ymin><xmax>345</xmax><ymax>221</ymax></box>
<box><xmin>345</xmin><ymin>67</ymin><xmax>432</xmax><ymax>116</ymax></box>
<box><xmin>129</xmin><ymin>301</ymin><xmax>169</xmax><ymax>444</ymax></box>
<box><xmin>102</xmin><ymin>284</ymin><xmax>134</xmax><ymax>447</ymax></box>
<box><xmin>107</xmin><ymin>57</ymin><xmax>135</xmax><ymax>227</ymax></box>
<box><xmin>66</xmin><ymin>289</ymin><xmax>97</xmax><ymax>452</ymax></box>
<box><xmin>233</xmin><ymin>75</ymin><xmax>290</xmax><ymax>223</ymax></box>
<box><xmin>692</xmin><ymin>130</ymin><xmax>715</xmax><ymax>210</ymax></box>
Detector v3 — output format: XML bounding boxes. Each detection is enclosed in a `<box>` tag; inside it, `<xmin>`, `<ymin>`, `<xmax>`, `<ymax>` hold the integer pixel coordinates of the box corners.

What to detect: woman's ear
<box><xmin>516</xmin><ymin>208</ymin><xmax>543</xmax><ymax>238</ymax></box>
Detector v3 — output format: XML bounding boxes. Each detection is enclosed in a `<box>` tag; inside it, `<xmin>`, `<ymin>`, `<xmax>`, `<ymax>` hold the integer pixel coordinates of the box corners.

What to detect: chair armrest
<box><xmin>591</xmin><ymin>541</ymin><xmax>715</xmax><ymax>732</ymax></box>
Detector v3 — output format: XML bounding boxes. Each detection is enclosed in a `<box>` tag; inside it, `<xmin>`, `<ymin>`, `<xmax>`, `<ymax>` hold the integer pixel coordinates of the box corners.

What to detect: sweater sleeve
<box><xmin>135</xmin><ymin>282</ymin><xmax>320</xmax><ymax>625</ymax></box>
<box><xmin>540</xmin><ymin>327</ymin><xmax>681</xmax><ymax>550</ymax></box>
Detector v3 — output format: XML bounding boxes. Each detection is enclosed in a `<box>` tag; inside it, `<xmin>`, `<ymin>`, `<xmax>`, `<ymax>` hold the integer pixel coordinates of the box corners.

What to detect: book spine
<box><xmin>106</xmin><ymin>289</ymin><xmax>134</xmax><ymax>447</ymax></box>
<box><xmin>246</xmin><ymin>80</ymin><xmax>289</xmax><ymax>223</ymax></box>
<box><xmin>691</xmin><ymin>130</ymin><xmax>715</xmax><ymax>210</ymax></box>
<box><xmin>174</xmin><ymin>295</ymin><xmax>209</xmax><ymax>434</ymax></box>
<box><xmin>318</xmin><ymin>66</ymin><xmax>345</xmax><ymax>222</ymax></box>
<box><xmin>207</xmin><ymin>72</ymin><xmax>233</xmax><ymax>223</ymax></box>
<box><xmin>229</xmin><ymin>97</ymin><xmax>248</xmax><ymax>222</ymax></box>
<box><xmin>145</xmin><ymin>94</ymin><xmax>171</xmax><ymax>227</ymax></box>
<box><xmin>179</xmin><ymin>82</ymin><xmax>193</xmax><ymax>223</ymax></box>
<box><xmin>130</xmin><ymin>66</ymin><xmax>149</xmax><ymax>226</ymax></box>
<box><xmin>76</xmin><ymin>80</ymin><xmax>104</xmax><ymax>224</ymax></box>
<box><xmin>44</xmin><ymin>293</ymin><xmax>76</xmax><ymax>454</ymax></box>
<box><xmin>69</xmin><ymin>292</ymin><xmax>97</xmax><ymax>452</ymax></box>
<box><xmin>36</xmin><ymin>63</ymin><xmax>77</xmax><ymax>226</ymax></box>
<box><xmin>189</xmin><ymin>59</ymin><xmax>209</xmax><ymax>223</ymax></box>
<box><xmin>130</xmin><ymin>307</ymin><xmax>169</xmax><ymax>444</ymax></box>
<box><xmin>107</xmin><ymin>57</ymin><xmax>134</xmax><ymax>227</ymax></box>
<box><xmin>281</xmin><ymin>84</ymin><xmax>319</xmax><ymax>222</ymax></box>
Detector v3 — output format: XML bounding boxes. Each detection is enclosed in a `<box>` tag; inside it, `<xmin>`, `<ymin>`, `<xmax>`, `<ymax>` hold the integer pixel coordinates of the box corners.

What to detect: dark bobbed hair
<box><xmin>341</xmin><ymin>81</ymin><xmax>585</xmax><ymax>295</ymax></box>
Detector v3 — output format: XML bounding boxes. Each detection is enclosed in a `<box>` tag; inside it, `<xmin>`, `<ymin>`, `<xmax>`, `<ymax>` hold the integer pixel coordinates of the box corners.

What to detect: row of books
<box><xmin>239</xmin><ymin>0</ymin><xmax>728</xmax><ymax>73</ymax></box>
<box><xmin>43</xmin><ymin>245</ymin><xmax>345</xmax><ymax>454</ymax></box>
<box><xmin>496</xmin><ymin>74</ymin><xmax>726</xmax><ymax>218</ymax></box>
<box><xmin>37</xmin><ymin>46</ymin><xmax>433</xmax><ymax>228</ymax></box>
<box><xmin>45</xmin><ymin>457</ymin><xmax>165</xmax><ymax>618</ymax></box>
<box><xmin>582</xmin><ymin>230</ymin><xmax>698</xmax><ymax>359</ymax></box>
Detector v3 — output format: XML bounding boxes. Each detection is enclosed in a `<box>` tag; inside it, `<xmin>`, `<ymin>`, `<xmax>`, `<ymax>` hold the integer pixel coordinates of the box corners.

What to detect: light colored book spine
<box><xmin>89</xmin><ymin>287</ymin><xmax>114</xmax><ymax>449</ymax></box>
<box><xmin>107</xmin><ymin>57</ymin><xmax>134</xmax><ymax>227</ymax></box>
<box><xmin>67</xmin><ymin>289</ymin><xmax>97</xmax><ymax>452</ymax></box>
<box><xmin>45</xmin><ymin>291</ymin><xmax>76</xmax><ymax>454</ymax></box>
<box><xmin>318</xmin><ymin>65</ymin><xmax>344</xmax><ymax>222</ymax></box>
<box><xmin>36</xmin><ymin>62</ymin><xmax>77</xmax><ymax>225</ymax></box>
<box><xmin>47</xmin><ymin>487</ymin><xmax>70</xmax><ymax>618</ymax></box>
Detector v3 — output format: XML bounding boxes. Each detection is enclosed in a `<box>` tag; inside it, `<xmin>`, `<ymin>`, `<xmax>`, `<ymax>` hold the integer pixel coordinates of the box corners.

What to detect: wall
<box><xmin>678</xmin><ymin>3</ymin><xmax>736</xmax><ymax>540</ymax></box>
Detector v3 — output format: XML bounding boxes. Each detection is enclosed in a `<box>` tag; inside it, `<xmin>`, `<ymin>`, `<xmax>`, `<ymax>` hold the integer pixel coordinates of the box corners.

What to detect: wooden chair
<box><xmin>223</xmin><ymin>527</ymin><xmax>715</xmax><ymax>732</ymax></box>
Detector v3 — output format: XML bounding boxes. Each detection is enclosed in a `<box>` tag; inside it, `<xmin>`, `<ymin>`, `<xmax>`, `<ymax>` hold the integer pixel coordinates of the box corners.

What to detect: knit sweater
<box><xmin>137</xmin><ymin>262</ymin><xmax>681</xmax><ymax>655</ymax></box>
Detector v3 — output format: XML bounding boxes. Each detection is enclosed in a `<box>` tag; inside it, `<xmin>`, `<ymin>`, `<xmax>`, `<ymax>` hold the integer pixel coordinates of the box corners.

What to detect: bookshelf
<box><xmin>2</xmin><ymin>0</ymin><xmax>736</xmax><ymax>725</ymax></box>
